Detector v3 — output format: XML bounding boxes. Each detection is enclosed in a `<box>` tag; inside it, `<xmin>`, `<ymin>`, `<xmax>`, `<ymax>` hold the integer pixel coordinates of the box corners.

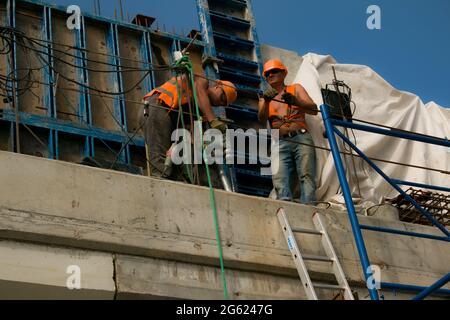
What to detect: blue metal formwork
<box><xmin>1</xmin><ymin>0</ymin><xmax>204</xmax><ymax>174</ymax></box>
<box><xmin>321</xmin><ymin>104</ymin><xmax>450</xmax><ymax>300</ymax></box>
<box><xmin>195</xmin><ymin>0</ymin><xmax>271</xmax><ymax>196</ymax></box>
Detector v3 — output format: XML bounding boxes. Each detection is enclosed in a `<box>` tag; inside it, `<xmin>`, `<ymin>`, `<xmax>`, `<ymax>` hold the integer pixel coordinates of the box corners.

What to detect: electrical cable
<box><xmin>2</xmin><ymin>27</ymin><xmax>448</xmax><ymax>176</ymax></box>
<box><xmin>2</xmin><ymin>76</ymin><xmax>447</xmax><ymax>176</ymax></box>
<box><xmin>0</xmin><ymin>26</ymin><xmax>172</xmax><ymax>72</ymax></box>
<box><xmin>3</xmin><ymin>26</ymin><xmax>449</xmax><ymax>143</ymax></box>
<box><xmin>5</xmin><ymin>27</ymin><xmax>447</xmax><ymax>142</ymax></box>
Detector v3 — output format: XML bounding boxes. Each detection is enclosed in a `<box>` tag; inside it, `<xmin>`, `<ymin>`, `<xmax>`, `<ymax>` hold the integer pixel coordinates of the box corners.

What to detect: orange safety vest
<box><xmin>143</xmin><ymin>76</ymin><xmax>190</xmax><ymax>110</ymax></box>
<box><xmin>268</xmin><ymin>84</ymin><xmax>308</xmax><ymax>130</ymax></box>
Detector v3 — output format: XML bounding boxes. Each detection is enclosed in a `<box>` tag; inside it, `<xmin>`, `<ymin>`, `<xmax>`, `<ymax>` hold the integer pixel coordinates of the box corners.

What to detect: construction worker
<box><xmin>258</xmin><ymin>59</ymin><xmax>319</xmax><ymax>203</ymax></box>
<box><xmin>142</xmin><ymin>74</ymin><xmax>237</xmax><ymax>179</ymax></box>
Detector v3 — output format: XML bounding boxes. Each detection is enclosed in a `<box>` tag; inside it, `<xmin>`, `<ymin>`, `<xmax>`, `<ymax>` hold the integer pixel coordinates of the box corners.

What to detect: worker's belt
<box><xmin>281</xmin><ymin>128</ymin><xmax>307</xmax><ymax>139</ymax></box>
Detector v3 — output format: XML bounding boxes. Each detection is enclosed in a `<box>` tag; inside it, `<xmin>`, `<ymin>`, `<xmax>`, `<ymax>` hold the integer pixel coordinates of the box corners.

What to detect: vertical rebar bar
<box><xmin>118</xmin><ymin>0</ymin><xmax>124</xmax><ymax>21</ymax></box>
<box><xmin>12</xmin><ymin>73</ymin><xmax>20</xmax><ymax>154</ymax></box>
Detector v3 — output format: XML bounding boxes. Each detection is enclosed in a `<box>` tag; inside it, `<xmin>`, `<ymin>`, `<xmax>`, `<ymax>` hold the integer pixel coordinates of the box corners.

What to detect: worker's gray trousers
<box><xmin>141</xmin><ymin>96</ymin><xmax>176</xmax><ymax>178</ymax></box>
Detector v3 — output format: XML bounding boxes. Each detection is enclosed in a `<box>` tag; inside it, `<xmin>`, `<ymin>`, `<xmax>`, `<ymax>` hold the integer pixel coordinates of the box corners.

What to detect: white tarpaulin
<box><xmin>291</xmin><ymin>53</ymin><xmax>450</xmax><ymax>209</ymax></box>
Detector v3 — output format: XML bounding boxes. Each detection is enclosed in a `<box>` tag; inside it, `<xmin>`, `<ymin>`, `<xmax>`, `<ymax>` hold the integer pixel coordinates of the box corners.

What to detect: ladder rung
<box><xmin>291</xmin><ymin>227</ymin><xmax>322</xmax><ymax>235</ymax></box>
<box><xmin>303</xmin><ymin>254</ymin><xmax>334</xmax><ymax>263</ymax></box>
<box><xmin>313</xmin><ymin>283</ymin><xmax>344</xmax><ymax>290</ymax></box>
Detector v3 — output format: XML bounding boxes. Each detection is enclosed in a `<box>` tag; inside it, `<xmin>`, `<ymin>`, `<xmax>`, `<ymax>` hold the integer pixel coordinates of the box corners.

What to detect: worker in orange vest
<box><xmin>142</xmin><ymin>75</ymin><xmax>237</xmax><ymax>178</ymax></box>
<box><xmin>258</xmin><ymin>59</ymin><xmax>318</xmax><ymax>203</ymax></box>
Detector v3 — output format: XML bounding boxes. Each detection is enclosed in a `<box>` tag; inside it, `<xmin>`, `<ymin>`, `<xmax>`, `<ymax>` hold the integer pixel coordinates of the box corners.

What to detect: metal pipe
<box><xmin>360</xmin><ymin>224</ymin><xmax>450</xmax><ymax>242</ymax></box>
<box><xmin>334</xmin><ymin>128</ymin><xmax>450</xmax><ymax>237</ymax></box>
<box><xmin>412</xmin><ymin>273</ymin><xmax>450</xmax><ymax>300</ymax></box>
<box><xmin>321</xmin><ymin>104</ymin><xmax>379</xmax><ymax>300</ymax></box>
<box><xmin>12</xmin><ymin>72</ymin><xmax>20</xmax><ymax>153</ymax></box>
<box><xmin>9</xmin><ymin>22</ymin><xmax>20</xmax><ymax>153</ymax></box>
<box><xmin>391</xmin><ymin>179</ymin><xmax>450</xmax><ymax>194</ymax></box>
<box><xmin>217</xmin><ymin>164</ymin><xmax>232</xmax><ymax>192</ymax></box>
<box><xmin>118</xmin><ymin>0</ymin><xmax>124</xmax><ymax>21</ymax></box>
<box><xmin>381</xmin><ymin>281</ymin><xmax>450</xmax><ymax>297</ymax></box>
<box><xmin>331</xmin><ymin>119</ymin><xmax>450</xmax><ymax>148</ymax></box>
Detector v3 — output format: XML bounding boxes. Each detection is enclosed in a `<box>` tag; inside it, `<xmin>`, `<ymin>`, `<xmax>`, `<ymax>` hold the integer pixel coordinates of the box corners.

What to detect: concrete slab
<box><xmin>0</xmin><ymin>239</ymin><xmax>115</xmax><ymax>299</ymax></box>
<box><xmin>0</xmin><ymin>151</ymin><xmax>448</xmax><ymax>293</ymax></box>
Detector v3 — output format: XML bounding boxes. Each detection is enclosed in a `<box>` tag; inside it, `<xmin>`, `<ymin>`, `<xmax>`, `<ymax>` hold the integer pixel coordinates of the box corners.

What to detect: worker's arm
<box><xmin>194</xmin><ymin>76</ymin><xmax>216</xmax><ymax>122</ymax></box>
<box><xmin>282</xmin><ymin>84</ymin><xmax>318</xmax><ymax>115</ymax></box>
<box><xmin>258</xmin><ymin>98</ymin><xmax>270</xmax><ymax>124</ymax></box>
<box><xmin>258</xmin><ymin>87</ymin><xmax>278</xmax><ymax>124</ymax></box>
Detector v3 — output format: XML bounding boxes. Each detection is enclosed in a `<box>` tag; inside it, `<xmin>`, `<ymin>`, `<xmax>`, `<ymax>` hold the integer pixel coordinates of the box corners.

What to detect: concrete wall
<box><xmin>0</xmin><ymin>150</ymin><xmax>448</xmax><ymax>299</ymax></box>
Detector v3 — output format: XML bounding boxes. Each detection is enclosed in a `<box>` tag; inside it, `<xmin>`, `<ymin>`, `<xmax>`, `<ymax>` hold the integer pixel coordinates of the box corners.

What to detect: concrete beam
<box><xmin>0</xmin><ymin>239</ymin><xmax>115</xmax><ymax>299</ymax></box>
<box><xmin>0</xmin><ymin>151</ymin><xmax>448</xmax><ymax>291</ymax></box>
<box><xmin>115</xmin><ymin>254</ymin><xmax>304</xmax><ymax>300</ymax></box>
<box><xmin>115</xmin><ymin>254</ymin><xmax>433</xmax><ymax>300</ymax></box>
<box><xmin>0</xmin><ymin>239</ymin><xmax>427</xmax><ymax>300</ymax></box>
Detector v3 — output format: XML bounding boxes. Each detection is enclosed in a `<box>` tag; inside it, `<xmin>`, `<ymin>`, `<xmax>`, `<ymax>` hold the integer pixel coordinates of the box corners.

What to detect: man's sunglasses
<box><xmin>264</xmin><ymin>68</ymin><xmax>283</xmax><ymax>77</ymax></box>
<box><xmin>220</xmin><ymin>87</ymin><xmax>227</xmax><ymax>105</ymax></box>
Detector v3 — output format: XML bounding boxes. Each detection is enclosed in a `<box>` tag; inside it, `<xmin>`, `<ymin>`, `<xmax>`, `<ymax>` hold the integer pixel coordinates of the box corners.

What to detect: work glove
<box><xmin>262</xmin><ymin>87</ymin><xmax>279</xmax><ymax>102</ymax></box>
<box><xmin>282</xmin><ymin>92</ymin><xmax>300</xmax><ymax>106</ymax></box>
<box><xmin>209</xmin><ymin>118</ymin><xmax>228</xmax><ymax>134</ymax></box>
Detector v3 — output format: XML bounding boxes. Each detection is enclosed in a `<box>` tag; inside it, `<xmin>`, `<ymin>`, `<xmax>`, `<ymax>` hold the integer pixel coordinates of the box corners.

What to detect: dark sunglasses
<box><xmin>264</xmin><ymin>68</ymin><xmax>283</xmax><ymax>77</ymax></box>
<box><xmin>220</xmin><ymin>87</ymin><xmax>227</xmax><ymax>105</ymax></box>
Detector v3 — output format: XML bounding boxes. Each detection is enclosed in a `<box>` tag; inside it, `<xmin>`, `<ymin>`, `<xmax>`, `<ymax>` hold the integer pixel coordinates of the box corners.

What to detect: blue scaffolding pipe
<box><xmin>412</xmin><ymin>273</ymin><xmax>450</xmax><ymax>300</ymax></box>
<box><xmin>360</xmin><ymin>224</ymin><xmax>450</xmax><ymax>242</ymax></box>
<box><xmin>391</xmin><ymin>179</ymin><xmax>450</xmax><ymax>194</ymax></box>
<box><xmin>381</xmin><ymin>280</ymin><xmax>450</xmax><ymax>297</ymax></box>
<box><xmin>321</xmin><ymin>105</ymin><xmax>379</xmax><ymax>300</ymax></box>
<box><xmin>333</xmin><ymin>128</ymin><xmax>450</xmax><ymax>237</ymax></box>
<box><xmin>331</xmin><ymin>119</ymin><xmax>450</xmax><ymax>148</ymax></box>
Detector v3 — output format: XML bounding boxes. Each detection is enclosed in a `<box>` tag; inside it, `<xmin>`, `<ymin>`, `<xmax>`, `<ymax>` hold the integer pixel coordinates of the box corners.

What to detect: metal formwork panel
<box><xmin>148</xmin><ymin>34</ymin><xmax>172</xmax><ymax>87</ymax></box>
<box><xmin>84</xmin><ymin>20</ymin><xmax>119</xmax><ymax>132</ymax></box>
<box><xmin>196</xmin><ymin>0</ymin><xmax>271</xmax><ymax>196</ymax></box>
<box><xmin>118</xmin><ymin>27</ymin><xmax>147</xmax><ymax>134</ymax></box>
<box><xmin>0</xmin><ymin>0</ymin><xmax>206</xmax><ymax>174</ymax></box>
<box><xmin>15</xmin><ymin>4</ymin><xmax>46</xmax><ymax>116</ymax></box>
<box><xmin>51</xmin><ymin>11</ymin><xmax>80</xmax><ymax>123</ymax></box>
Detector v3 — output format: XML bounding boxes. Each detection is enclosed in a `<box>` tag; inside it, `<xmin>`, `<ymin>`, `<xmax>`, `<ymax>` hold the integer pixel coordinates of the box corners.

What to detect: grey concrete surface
<box><xmin>0</xmin><ymin>151</ymin><xmax>448</xmax><ymax>299</ymax></box>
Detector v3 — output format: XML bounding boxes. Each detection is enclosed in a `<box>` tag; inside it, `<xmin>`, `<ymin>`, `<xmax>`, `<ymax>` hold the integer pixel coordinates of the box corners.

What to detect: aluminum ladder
<box><xmin>277</xmin><ymin>208</ymin><xmax>354</xmax><ymax>300</ymax></box>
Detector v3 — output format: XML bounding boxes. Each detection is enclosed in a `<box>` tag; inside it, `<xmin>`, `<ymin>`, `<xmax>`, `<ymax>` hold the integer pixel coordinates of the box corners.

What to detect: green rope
<box><xmin>176</xmin><ymin>56</ymin><xmax>230</xmax><ymax>300</ymax></box>
<box><xmin>174</xmin><ymin>72</ymin><xmax>194</xmax><ymax>184</ymax></box>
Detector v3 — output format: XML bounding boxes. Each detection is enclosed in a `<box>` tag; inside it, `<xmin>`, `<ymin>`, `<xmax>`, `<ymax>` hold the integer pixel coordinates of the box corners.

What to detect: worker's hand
<box><xmin>209</xmin><ymin>118</ymin><xmax>228</xmax><ymax>134</ymax></box>
<box><xmin>262</xmin><ymin>87</ymin><xmax>279</xmax><ymax>102</ymax></box>
<box><xmin>282</xmin><ymin>92</ymin><xmax>300</xmax><ymax>106</ymax></box>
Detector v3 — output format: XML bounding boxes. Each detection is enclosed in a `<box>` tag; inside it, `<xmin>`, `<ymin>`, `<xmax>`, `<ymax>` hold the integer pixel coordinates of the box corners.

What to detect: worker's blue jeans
<box><xmin>271</xmin><ymin>132</ymin><xmax>317</xmax><ymax>204</ymax></box>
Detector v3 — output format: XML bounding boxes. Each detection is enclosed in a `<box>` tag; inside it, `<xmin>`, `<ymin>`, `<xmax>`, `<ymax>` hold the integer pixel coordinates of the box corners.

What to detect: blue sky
<box><xmin>51</xmin><ymin>0</ymin><xmax>450</xmax><ymax>107</ymax></box>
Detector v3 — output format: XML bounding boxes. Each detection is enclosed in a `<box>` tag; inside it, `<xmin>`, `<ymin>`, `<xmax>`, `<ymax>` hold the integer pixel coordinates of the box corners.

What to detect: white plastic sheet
<box><xmin>291</xmin><ymin>53</ymin><xmax>450</xmax><ymax>209</ymax></box>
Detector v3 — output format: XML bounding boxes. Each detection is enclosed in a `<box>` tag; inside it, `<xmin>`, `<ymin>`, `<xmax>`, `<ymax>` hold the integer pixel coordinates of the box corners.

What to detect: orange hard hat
<box><xmin>217</xmin><ymin>80</ymin><xmax>237</xmax><ymax>106</ymax></box>
<box><xmin>263</xmin><ymin>59</ymin><xmax>288</xmax><ymax>78</ymax></box>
